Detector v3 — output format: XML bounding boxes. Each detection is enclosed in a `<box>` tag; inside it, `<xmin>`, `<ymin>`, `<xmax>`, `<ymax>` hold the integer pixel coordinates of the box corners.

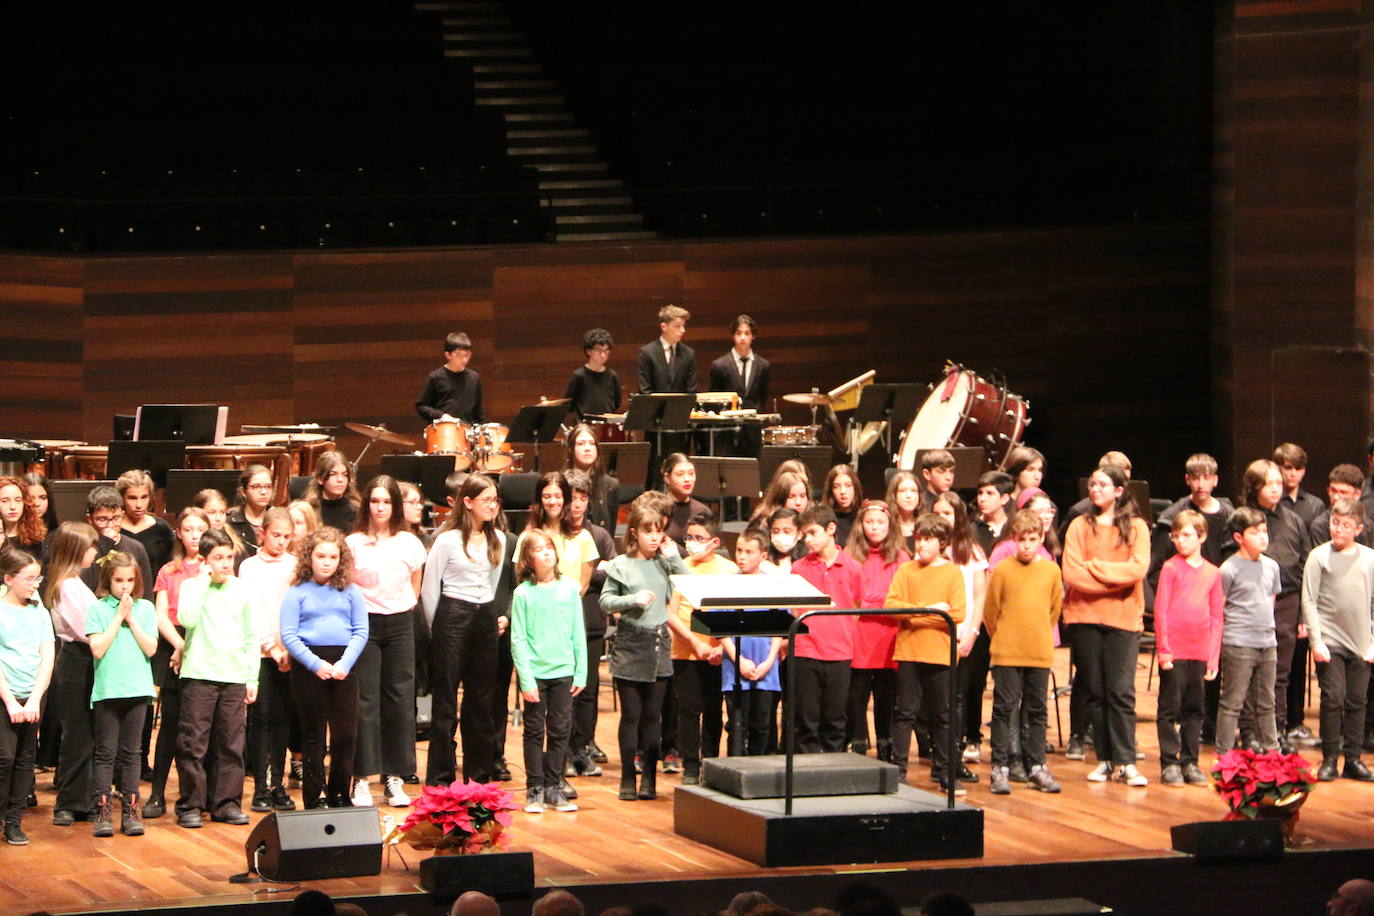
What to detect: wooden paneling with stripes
<box><xmin>1214</xmin><ymin>0</ymin><xmax>1367</xmax><ymax>485</ymax></box>
<box><xmin>1</xmin><ymin>225</ymin><xmax>1211</xmax><ymax>500</ymax></box>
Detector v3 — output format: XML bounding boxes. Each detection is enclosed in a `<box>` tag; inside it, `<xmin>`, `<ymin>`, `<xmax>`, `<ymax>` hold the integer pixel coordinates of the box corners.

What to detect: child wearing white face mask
<box><xmin>765</xmin><ymin>507</ymin><xmax>805</xmax><ymax>574</ymax></box>
<box><xmin>665</xmin><ymin>514</ymin><xmax>738</xmax><ymax>784</ymax></box>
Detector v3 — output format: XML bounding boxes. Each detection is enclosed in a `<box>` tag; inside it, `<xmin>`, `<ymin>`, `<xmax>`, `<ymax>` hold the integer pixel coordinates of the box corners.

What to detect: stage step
<box><xmin>538</xmin><ymin>178</ymin><xmax>625</xmax><ymax>190</ymax></box>
<box><xmin>508</xmin><ymin>128</ymin><xmax>591</xmax><ymax>140</ymax></box>
<box><xmin>503</xmin><ymin>111</ymin><xmax>574</xmax><ymax>123</ymax></box>
<box><xmin>473</xmin><ymin>63</ymin><xmax>543</xmax><ymax>74</ymax></box>
<box><xmin>703</xmin><ymin>753</ymin><xmax>901</xmax><ymax>799</ymax></box>
<box><xmin>417</xmin><ymin>1</ymin><xmax>502</xmax><ymax>10</ymax></box>
<box><xmin>556</xmin><ymin>212</ymin><xmax>643</xmax><ymax>226</ymax></box>
<box><xmin>531</xmin><ymin>162</ymin><xmax>607</xmax><ymax>173</ymax></box>
<box><xmin>443</xmin><ymin>31</ymin><xmax>527</xmax><ymax>43</ymax></box>
<box><xmin>548</xmin><ymin>195</ymin><xmax>634</xmax><ymax>208</ymax></box>
<box><xmin>444</xmin><ymin>47</ymin><xmax>532</xmax><ymax>58</ymax></box>
<box><xmin>475</xmin><ymin>80</ymin><xmax>557</xmax><ymax>91</ymax></box>
<box><xmin>440</xmin><ymin>16</ymin><xmax>512</xmax><ymax>27</ymax></box>
<box><xmin>555</xmin><ymin>230</ymin><xmax>659</xmax><ymax>242</ymax></box>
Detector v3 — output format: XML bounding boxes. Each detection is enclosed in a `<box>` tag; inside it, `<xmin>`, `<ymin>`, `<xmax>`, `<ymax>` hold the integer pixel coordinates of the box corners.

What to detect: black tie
<box><xmin>739</xmin><ymin>355</ymin><xmax>750</xmax><ymax>388</ymax></box>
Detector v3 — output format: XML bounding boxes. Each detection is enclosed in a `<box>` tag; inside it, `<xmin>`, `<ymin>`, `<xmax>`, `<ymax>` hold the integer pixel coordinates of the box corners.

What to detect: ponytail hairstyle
<box><xmin>292</xmin><ymin>526</ymin><xmax>355</xmax><ymax>589</ymax></box>
<box><xmin>0</xmin><ymin>549</ymin><xmax>40</xmax><ymax>592</ymax></box>
<box><xmin>43</xmin><ymin>521</ymin><xmax>99</xmax><ymax>610</ymax></box>
<box><xmin>170</xmin><ymin>506</ymin><xmax>212</xmax><ymax>565</ymax></box>
<box><xmin>95</xmin><ymin>550</ymin><xmax>145</xmax><ymax>601</ymax></box>
<box><xmin>1087</xmin><ymin>463</ymin><xmax>1140</xmax><ymax>548</ymax></box>
<box><xmin>193</xmin><ymin>488</ymin><xmax>246</xmax><ymax>556</ymax></box>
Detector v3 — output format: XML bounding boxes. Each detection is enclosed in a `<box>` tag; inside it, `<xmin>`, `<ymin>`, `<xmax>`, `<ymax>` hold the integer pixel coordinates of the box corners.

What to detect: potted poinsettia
<box><xmin>385</xmin><ymin>780</ymin><xmax>531</xmax><ymax>896</ymax></box>
<box><xmin>1210</xmin><ymin>749</ymin><xmax>1316</xmax><ymax>845</ymax></box>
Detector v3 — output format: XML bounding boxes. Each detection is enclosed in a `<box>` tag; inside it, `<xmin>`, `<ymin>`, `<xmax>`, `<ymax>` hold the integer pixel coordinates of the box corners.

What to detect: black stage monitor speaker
<box><xmin>245</xmin><ymin>807</ymin><xmax>383</xmax><ymax>881</ymax></box>
<box><xmin>1170</xmin><ymin>818</ymin><xmax>1283</xmax><ymax>864</ymax></box>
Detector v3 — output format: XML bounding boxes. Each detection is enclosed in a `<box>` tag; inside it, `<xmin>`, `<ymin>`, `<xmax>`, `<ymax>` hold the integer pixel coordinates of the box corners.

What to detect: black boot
<box><xmin>638</xmin><ymin>751</ymin><xmax>659</xmax><ymax>800</ymax></box>
<box><xmin>121</xmin><ymin>793</ymin><xmax>144</xmax><ymax>837</ymax></box>
<box><xmin>92</xmin><ymin>794</ymin><xmax>114</xmax><ymax>838</ymax></box>
<box><xmin>876</xmin><ymin>739</ymin><xmax>893</xmax><ymax>763</ymax></box>
<box><xmin>618</xmin><ymin>773</ymin><xmax>638</xmax><ymax>801</ymax></box>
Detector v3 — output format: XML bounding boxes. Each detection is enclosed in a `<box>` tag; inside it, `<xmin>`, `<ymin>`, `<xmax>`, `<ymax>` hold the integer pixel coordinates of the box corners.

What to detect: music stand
<box><xmin>852</xmin><ymin>383</ymin><xmax>925</xmax><ymax>460</ymax></box>
<box><xmin>106</xmin><ymin>440</ymin><xmax>187</xmax><ymax>489</ymax></box>
<box><xmin>133</xmin><ymin>404</ymin><xmax>227</xmax><ymax>445</ymax></box>
<box><xmin>165</xmin><ymin>469</ymin><xmax>239</xmax><ymax>514</ymax></box>
<box><xmin>1076</xmin><ymin>477</ymin><xmax>1155</xmax><ymax>525</ymax></box>
<box><xmin>379</xmin><ymin>454</ymin><xmax>457</xmax><ymax>505</ymax></box>
<box><xmin>914</xmin><ymin>446</ymin><xmax>987</xmax><ymax>490</ymax></box>
<box><xmin>690</xmin><ymin>457</ymin><xmax>760</xmax><ymax>523</ymax></box>
<box><xmin>507</xmin><ymin>405</ymin><xmax>567</xmax><ymax>474</ymax></box>
<box><xmin>672</xmin><ymin>573</ymin><xmax>830</xmax><ymax>758</ymax></box>
<box><xmin>50</xmin><ymin>480</ymin><xmax>116</xmax><ymax>524</ymax></box>
<box><xmin>623</xmin><ymin>394</ymin><xmax>695</xmax><ymax>462</ymax></box>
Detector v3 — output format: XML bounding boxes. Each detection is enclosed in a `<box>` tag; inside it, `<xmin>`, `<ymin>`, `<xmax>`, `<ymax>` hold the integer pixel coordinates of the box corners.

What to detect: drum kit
<box><xmin>763</xmin><ymin>363</ymin><xmax>1030</xmax><ymax>472</ymax></box>
<box><xmin>417</xmin><ymin>419</ymin><xmax>520</xmax><ymax>473</ymax></box>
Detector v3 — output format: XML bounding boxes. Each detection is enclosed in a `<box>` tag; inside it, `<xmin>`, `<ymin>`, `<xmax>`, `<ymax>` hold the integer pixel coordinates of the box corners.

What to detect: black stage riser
<box><xmin>673</xmin><ymin>784</ymin><xmax>983</xmax><ymax>867</ymax></box>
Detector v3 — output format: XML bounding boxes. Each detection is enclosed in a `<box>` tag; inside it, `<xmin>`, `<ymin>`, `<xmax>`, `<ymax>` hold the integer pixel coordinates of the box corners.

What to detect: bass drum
<box><xmin>896</xmin><ymin>366</ymin><xmax>1028</xmax><ymax>471</ymax></box>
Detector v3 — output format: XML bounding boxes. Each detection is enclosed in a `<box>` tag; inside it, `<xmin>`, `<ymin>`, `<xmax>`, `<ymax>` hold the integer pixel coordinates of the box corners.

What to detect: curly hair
<box><xmin>292</xmin><ymin>526</ymin><xmax>355</xmax><ymax>590</ymax></box>
<box><xmin>0</xmin><ymin>476</ymin><xmax>47</xmax><ymax>547</ymax></box>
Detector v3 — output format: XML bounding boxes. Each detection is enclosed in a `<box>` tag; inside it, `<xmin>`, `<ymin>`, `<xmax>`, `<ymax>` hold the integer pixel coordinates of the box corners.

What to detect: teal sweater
<box><xmin>510</xmin><ymin>577</ymin><xmax>587</xmax><ymax>693</ymax></box>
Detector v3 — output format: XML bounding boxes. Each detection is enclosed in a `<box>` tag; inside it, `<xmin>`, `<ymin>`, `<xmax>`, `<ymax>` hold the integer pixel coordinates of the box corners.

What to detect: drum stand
<box><xmin>850</xmin><ymin>383</ymin><xmax>923</xmax><ymax>466</ymax></box>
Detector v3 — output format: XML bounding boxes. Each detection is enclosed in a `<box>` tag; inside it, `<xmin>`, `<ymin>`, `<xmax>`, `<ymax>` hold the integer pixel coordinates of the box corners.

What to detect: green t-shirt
<box><xmin>85</xmin><ymin>595</ymin><xmax>156</xmax><ymax>705</ymax></box>
<box><xmin>0</xmin><ymin>598</ymin><xmax>54</xmax><ymax>700</ymax></box>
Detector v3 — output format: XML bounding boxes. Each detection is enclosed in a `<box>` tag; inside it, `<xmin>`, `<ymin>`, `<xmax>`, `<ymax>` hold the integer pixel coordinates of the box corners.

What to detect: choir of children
<box><xmin>8</xmin><ymin>419</ymin><xmax>1374</xmax><ymax>848</ymax></box>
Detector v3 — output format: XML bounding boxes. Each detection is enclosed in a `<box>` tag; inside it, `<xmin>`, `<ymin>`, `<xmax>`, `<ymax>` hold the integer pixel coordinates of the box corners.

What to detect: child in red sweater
<box><xmin>790</xmin><ymin>505</ymin><xmax>864</xmax><ymax>753</ymax></box>
<box><xmin>1153</xmin><ymin>509</ymin><xmax>1223</xmax><ymax>787</ymax></box>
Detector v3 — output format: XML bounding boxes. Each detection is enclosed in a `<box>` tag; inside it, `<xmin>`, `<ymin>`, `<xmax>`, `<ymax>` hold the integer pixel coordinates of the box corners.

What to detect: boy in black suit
<box><xmin>708</xmin><ymin>314</ymin><xmax>771</xmax><ymax>458</ymax></box>
<box><xmin>636</xmin><ymin>304</ymin><xmax>696</xmax><ymax>395</ymax></box>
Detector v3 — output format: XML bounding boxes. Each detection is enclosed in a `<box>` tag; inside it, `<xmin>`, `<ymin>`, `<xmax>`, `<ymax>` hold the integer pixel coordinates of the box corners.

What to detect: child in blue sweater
<box><xmin>279</xmin><ymin>527</ymin><xmax>368</xmax><ymax>809</ymax></box>
<box><xmin>511</xmin><ymin>530</ymin><xmax>587</xmax><ymax>814</ymax></box>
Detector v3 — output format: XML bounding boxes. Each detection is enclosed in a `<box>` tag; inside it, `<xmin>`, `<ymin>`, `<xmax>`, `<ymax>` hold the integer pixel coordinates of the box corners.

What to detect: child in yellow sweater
<box><xmin>984</xmin><ymin>509</ymin><xmax>1063</xmax><ymax>795</ymax></box>
<box><xmin>884</xmin><ymin>514</ymin><xmax>965</xmax><ymax>791</ymax></box>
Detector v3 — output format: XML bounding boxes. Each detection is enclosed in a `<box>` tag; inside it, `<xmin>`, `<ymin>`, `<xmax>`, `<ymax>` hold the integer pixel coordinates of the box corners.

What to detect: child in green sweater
<box><xmin>86</xmin><ymin>552</ymin><xmax>157</xmax><ymax>838</ymax></box>
<box><xmin>511</xmin><ymin>529</ymin><xmax>587</xmax><ymax>814</ymax></box>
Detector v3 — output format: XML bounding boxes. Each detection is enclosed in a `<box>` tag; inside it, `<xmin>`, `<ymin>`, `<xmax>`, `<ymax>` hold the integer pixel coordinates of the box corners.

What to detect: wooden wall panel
<box><xmin>0</xmin><ymin>225</ymin><xmax>1217</xmax><ymax>506</ymax></box>
<box><xmin>0</xmin><ymin>254</ymin><xmax>83</xmax><ymax>438</ymax></box>
<box><xmin>1215</xmin><ymin>0</ymin><xmax>1366</xmax><ymax>486</ymax></box>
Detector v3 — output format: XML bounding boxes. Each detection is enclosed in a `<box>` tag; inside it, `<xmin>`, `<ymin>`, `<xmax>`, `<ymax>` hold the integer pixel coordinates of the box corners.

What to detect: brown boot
<box><xmin>121</xmin><ymin>793</ymin><xmax>145</xmax><ymax>837</ymax></box>
<box><xmin>92</xmin><ymin>794</ymin><xmax>114</xmax><ymax>838</ymax></box>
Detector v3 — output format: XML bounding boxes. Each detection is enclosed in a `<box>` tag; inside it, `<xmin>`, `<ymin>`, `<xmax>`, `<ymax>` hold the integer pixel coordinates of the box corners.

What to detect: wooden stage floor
<box><xmin>7</xmin><ymin>649</ymin><xmax>1374</xmax><ymax>916</ymax></box>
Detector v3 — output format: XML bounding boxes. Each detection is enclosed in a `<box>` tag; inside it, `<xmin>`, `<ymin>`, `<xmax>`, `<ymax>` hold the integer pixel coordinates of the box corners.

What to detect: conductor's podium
<box><xmin>673</xmin><ymin>753</ymin><xmax>983</xmax><ymax>867</ymax></box>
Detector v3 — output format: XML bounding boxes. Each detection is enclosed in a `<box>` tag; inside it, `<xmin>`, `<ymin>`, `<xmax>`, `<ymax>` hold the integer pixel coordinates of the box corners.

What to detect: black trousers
<box><xmin>491</xmin><ymin>628</ymin><xmax>514</xmax><ymax>764</ymax></box>
<box><xmin>52</xmin><ymin>641</ymin><xmax>94</xmax><ymax>814</ymax></box>
<box><xmin>427</xmin><ymin>597</ymin><xmax>498</xmax><ymax>785</ymax></box>
<box><xmin>891</xmin><ymin>661</ymin><xmax>952</xmax><ymax>779</ymax></box>
<box><xmin>413</xmin><ymin>603</ymin><xmax>431</xmax><ymax>698</ymax></box>
<box><xmin>846</xmin><ymin>668</ymin><xmax>896</xmax><ymax>748</ymax></box>
<box><xmin>1286</xmin><ymin>635</ymin><xmax>1309</xmax><ymax>730</ymax></box>
<box><xmin>1069</xmin><ymin>623</ymin><xmax>1139</xmax><ymax>766</ymax></box>
<box><xmin>673</xmin><ymin>658</ymin><xmax>722</xmax><ymax>767</ymax></box>
<box><xmin>354</xmin><ymin>610</ymin><xmax>417</xmax><ymax>778</ymax></box>
<box><xmin>957</xmin><ymin>626</ymin><xmax>992</xmax><ymax>745</ymax></box>
<box><xmin>176</xmin><ymin>679</ymin><xmax>247</xmax><ymax>816</ymax></box>
<box><xmin>290</xmin><ymin>647</ymin><xmax>359</xmax><ymax>806</ymax></box>
<box><xmin>93</xmin><ymin>697</ymin><xmax>148</xmax><ymax>798</ymax></box>
<box><xmin>615</xmin><ymin>677</ymin><xmax>668</xmax><ymax>778</ymax></box>
<box><xmin>0</xmin><ymin>700</ymin><xmax>39</xmax><ymax>827</ymax></box>
<box><xmin>725</xmin><ymin>688</ymin><xmax>777</xmax><ymax>755</ymax></box>
<box><xmin>571</xmin><ymin>634</ymin><xmax>605</xmax><ymax>750</ymax></box>
<box><xmin>248</xmin><ymin>658</ymin><xmax>292</xmax><ymax>787</ymax></box>
<box><xmin>521</xmin><ymin>676</ymin><xmax>574</xmax><ymax>790</ymax></box>
<box><xmin>149</xmin><ymin>629</ymin><xmax>188</xmax><ymax>799</ymax></box>
<box><xmin>1317</xmin><ymin>646</ymin><xmax>1371</xmax><ymax>761</ymax></box>
<box><xmin>1241</xmin><ymin>592</ymin><xmax>1300</xmax><ymax>735</ymax></box>
<box><xmin>1157</xmin><ymin>659</ymin><xmax>1206</xmax><ymax>768</ymax></box>
<box><xmin>1067</xmin><ymin>625</ymin><xmax>1088</xmax><ymax>738</ymax></box>
<box><xmin>792</xmin><ymin>657</ymin><xmax>850</xmax><ymax>753</ymax></box>
<box><xmin>991</xmin><ymin>666</ymin><xmax>1049</xmax><ymax>768</ymax></box>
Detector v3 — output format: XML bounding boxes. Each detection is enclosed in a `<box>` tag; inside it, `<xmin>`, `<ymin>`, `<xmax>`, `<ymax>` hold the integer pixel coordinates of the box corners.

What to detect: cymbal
<box><xmin>344</xmin><ymin>422</ymin><xmax>415</xmax><ymax>447</ymax></box>
<box><xmin>783</xmin><ymin>392</ymin><xmax>834</xmax><ymax>406</ymax></box>
<box><xmin>537</xmin><ymin>397</ymin><xmax>571</xmax><ymax>407</ymax></box>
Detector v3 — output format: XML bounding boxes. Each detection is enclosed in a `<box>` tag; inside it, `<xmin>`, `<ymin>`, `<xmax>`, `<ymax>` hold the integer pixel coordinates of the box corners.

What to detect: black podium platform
<box><xmin>673</xmin><ymin>780</ymin><xmax>983</xmax><ymax>867</ymax></box>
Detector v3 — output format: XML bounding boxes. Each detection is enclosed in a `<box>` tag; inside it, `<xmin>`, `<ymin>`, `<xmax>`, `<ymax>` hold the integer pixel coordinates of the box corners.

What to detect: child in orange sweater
<box><xmin>884</xmin><ymin>514</ymin><xmax>966</xmax><ymax>791</ymax></box>
<box><xmin>984</xmin><ymin>510</ymin><xmax>1063</xmax><ymax>795</ymax></box>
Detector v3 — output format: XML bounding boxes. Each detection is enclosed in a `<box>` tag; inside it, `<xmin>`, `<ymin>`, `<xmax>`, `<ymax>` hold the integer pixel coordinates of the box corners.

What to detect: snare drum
<box><xmin>762</xmin><ymin>425</ymin><xmax>820</xmax><ymax>447</ymax></box>
<box><xmin>897</xmin><ymin>365</ymin><xmax>1028</xmax><ymax>470</ymax></box>
<box><xmin>425</xmin><ymin>420</ymin><xmax>471</xmax><ymax>456</ymax></box>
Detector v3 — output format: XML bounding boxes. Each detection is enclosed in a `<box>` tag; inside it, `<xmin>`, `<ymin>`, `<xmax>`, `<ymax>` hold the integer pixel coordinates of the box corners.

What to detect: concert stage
<box><xmin>7</xmin><ymin>652</ymin><xmax>1373</xmax><ymax>916</ymax></box>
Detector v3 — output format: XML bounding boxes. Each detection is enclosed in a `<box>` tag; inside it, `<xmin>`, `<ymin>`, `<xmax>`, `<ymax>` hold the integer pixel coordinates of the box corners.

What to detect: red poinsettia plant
<box><xmin>1210</xmin><ymin>749</ymin><xmax>1316</xmax><ymax>820</ymax></box>
<box><xmin>384</xmin><ymin>780</ymin><xmax>518</xmax><ymax>854</ymax></box>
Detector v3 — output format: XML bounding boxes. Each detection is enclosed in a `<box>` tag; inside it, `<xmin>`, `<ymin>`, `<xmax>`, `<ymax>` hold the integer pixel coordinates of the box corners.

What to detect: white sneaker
<box><xmin>1118</xmin><ymin>764</ymin><xmax>1149</xmax><ymax>787</ymax></box>
<box><xmin>1086</xmin><ymin>762</ymin><xmax>1112</xmax><ymax>782</ymax></box>
<box><xmin>961</xmin><ymin>743</ymin><xmax>981</xmax><ymax>763</ymax></box>
<box><xmin>351</xmin><ymin>778</ymin><xmax>374</xmax><ymax>807</ymax></box>
<box><xmin>383</xmin><ymin>775</ymin><xmax>411</xmax><ymax>808</ymax></box>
